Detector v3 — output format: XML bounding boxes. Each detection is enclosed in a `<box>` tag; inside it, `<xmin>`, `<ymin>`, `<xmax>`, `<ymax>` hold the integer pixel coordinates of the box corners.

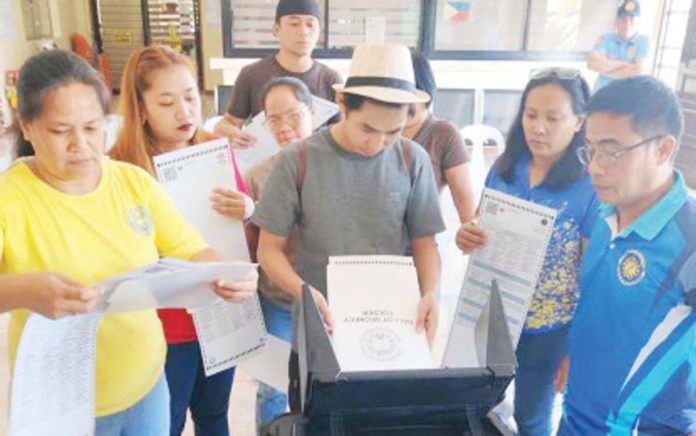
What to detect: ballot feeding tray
<box><xmin>264</xmin><ymin>281</ymin><xmax>516</xmax><ymax>436</ymax></box>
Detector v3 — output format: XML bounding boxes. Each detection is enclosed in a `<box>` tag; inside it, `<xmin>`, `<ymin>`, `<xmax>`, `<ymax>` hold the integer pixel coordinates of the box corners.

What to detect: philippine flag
<box><xmin>445</xmin><ymin>1</ymin><xmax>471</xmax><ymax>22</ymax></box>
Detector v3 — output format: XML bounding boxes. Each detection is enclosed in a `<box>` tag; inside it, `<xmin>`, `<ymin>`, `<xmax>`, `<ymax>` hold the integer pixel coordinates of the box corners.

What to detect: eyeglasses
<box><xmin>529</xmin><ymin>68</ymin><xmax>582</xmax><ymax>80</ymax></box>
<box><xmin>576</xmin><ymin>135</ymin><xmax>663</xmax><ymax>167</ymax></box>
<box><xmin>263</xmin><ymin>109</ymin><xmax>306</xmax><ymax>131</ymax></box>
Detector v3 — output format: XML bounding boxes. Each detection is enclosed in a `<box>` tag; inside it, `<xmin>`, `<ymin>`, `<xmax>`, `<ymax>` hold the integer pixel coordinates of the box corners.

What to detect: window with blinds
<box><xmin>223</xmin><ymin>0</ymin><xmax>638</xmax><ymax>59</ymax></box>
<box><xmin>327</xmin><ymin>0</ymin><xmax>421</xmax><ymax>49</ymax></box>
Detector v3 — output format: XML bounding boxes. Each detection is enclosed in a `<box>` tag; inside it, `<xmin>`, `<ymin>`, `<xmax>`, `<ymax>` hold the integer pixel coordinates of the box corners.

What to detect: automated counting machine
<box><xmin>263</xmin><ymin>280</ymin><xmax>516</xmax><ymax>435</ymax></box>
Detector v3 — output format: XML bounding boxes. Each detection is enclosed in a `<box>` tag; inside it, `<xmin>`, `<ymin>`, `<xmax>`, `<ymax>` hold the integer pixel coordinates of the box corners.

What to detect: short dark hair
<box><xmin>411</xmin><ymin>50</ymin><xmax>436</xmax><ymax>108</ymax></box>
<box><xmin>262</xmin><ymin>76</ymin><xmax>313</xmax><ymax>110</ymax></box>
<box><xmin>16</xmin><ymin>50</ymin><xmax>110</xmax><ymax>157</ymax></box>
<box><xmin>588</xmin><ymin>76</ymin><xmax>683</xmax><ymax>145</ymax></box>
<box><xmin>342</xmin><ymin>93</ymin><xmax>405</xmax><ymax>113</ymax></box>
<box><xmin>495</xmin><ymin>73</ymin><xmax>591</xmax><ymax>191</ymax></box>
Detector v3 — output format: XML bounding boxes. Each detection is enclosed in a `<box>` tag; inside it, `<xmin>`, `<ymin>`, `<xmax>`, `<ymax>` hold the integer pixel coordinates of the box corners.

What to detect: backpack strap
<box><xmin>296</xmin><ymin>140</ymin><xmax>307</xmax><ymax>198</ymax></box>
<box><xmin>401</xmin><ymin>139</ymin><xmax>414</xmax><ymax>186</ymax></box>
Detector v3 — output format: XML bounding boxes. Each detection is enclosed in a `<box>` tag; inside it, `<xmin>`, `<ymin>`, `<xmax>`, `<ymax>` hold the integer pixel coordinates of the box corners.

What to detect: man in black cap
<box><xmin>587</xmin><ymin>0</ymin><xmax>650</xmax><ymax>92</ymax></box>
<box><xmin>214</xmin><ymin>0</ymin><xmax>342</xmax><ymax>147</ymax></box>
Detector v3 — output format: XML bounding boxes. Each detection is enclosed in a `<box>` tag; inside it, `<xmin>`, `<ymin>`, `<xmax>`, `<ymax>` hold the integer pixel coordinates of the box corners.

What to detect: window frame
<box><xmin>221</xmin><ymin>0</ymin><xmax>593</xmax><ymax>61</ymax></box>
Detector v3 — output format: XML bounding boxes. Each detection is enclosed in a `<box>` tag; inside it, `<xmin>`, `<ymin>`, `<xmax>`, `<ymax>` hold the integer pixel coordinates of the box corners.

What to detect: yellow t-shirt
<box><xmin>0</xmin><ymin>159</ymin><xmax>208</xmax><ymax>416</ymax></box>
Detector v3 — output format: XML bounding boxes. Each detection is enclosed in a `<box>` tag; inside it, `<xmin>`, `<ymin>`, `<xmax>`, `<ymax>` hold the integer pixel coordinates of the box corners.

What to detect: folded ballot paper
<box><xmin>328</xmin><ymin>255</ymin><xmax>432</xmax><ymax>372</ymax></box>
<box><xmin>96</xmin><ymin>257</ymin><xmax>256</xmax><ymax>314</ymax></box>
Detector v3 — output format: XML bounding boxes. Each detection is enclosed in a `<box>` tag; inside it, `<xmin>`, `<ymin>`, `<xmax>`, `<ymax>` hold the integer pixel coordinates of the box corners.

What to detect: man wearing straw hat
<box><xmin>252</xmin><ymin>44</ymin><xmax>445</xmax><ymax>410</ymax></box>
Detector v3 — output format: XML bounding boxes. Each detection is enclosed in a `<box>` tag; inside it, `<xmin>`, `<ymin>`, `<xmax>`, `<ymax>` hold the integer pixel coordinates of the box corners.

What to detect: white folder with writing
<box><xmin>328</xmin><ymin>255</ymin><xmax>432</xmax><ymax>372</ymax></box>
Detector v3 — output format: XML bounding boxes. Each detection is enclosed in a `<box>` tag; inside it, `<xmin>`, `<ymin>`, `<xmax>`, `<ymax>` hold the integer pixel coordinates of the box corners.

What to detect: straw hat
<box><xmin>332</xmin><ymin>44</ymin><xmax>430</xmax><ymax>104</ymax></box>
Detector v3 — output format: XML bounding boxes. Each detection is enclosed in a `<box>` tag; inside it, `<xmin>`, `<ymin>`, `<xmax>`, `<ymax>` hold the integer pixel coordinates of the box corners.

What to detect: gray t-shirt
<box><xmin>252</xmin><ymin>128</ymin><xmax>445</xmax><ymax>297</ymax></box>
<box><xmin>226</xmin><ymin>55</ymin><xmax>343</xmax><ymax>121</ymax></box>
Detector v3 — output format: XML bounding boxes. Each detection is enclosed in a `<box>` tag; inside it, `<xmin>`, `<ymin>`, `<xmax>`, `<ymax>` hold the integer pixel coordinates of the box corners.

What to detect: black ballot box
<box><xmin>262</xmin><ymin>281</ymin><xmax>516</xmax><ymax>436</ymax></box>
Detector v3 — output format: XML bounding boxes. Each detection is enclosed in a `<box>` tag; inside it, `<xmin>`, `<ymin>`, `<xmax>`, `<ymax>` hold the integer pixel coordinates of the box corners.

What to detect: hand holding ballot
<box><xmin>15</xmin><ymin>273</ymin><xmax>102</xmax><ymax>319</ymax></box>
<box><xmin>214</xmin><ymin>119</ymin><xmax>258</xmax><ymax>149</ymax></box>
<box><xmin>210</xmin><ymin>187</ymin><xmax>250</xmax><ymax>221</ymax></box>
<box><xmin>455</xmin><ymin>220</ymin><xmax>488</xmax><ymax>253</ymax></box>
<box><xmin>210</xmin><ymin>268</ymin><xmax>258</xmax><ymax>303</ymax></box>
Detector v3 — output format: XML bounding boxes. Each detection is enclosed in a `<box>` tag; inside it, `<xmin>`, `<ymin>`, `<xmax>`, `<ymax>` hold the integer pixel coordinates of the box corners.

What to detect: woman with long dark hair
<box><xmin>456</xmin><ymin>69</ymin><xmax>599</xmax><ymax>436</ymax></box>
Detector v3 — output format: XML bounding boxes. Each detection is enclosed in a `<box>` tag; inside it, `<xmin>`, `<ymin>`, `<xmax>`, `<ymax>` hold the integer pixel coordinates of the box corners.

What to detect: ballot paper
<box><xmin>153</xmin><ymin>138</ymin><xmax>250</xmax><ymax>261</ymax></box>
<box><xmin>191</xmin><ymin>296</ymin><xmax>266</xmax><ymax>377</ymax></box>
<box><xmin>9</xmin><ymin>312</ymin><xmax>101</xmax><ymax>436</ymax></box>
<box><xmin>237</xmin><ymin>334</ymin><xmax>291</xmax><ymax>393</ymax></box>
<box><xmin>445</xmin><ymin>189</ymin><xmax>556</xmax><ymax>366</ymax></box>
<box><xmin>97</xmin><ymin>258</ymin><xmax>257</xmax><ymax>314</ymax></box>
<box><xmin>234</xmin><ymin>96</ymin><xmax>340</xmax><ymax>173</ymax></box>
<box><xmin>154</xmin><ymin>142</ymin><xmax>268</xmax><ymax>375</ymax></box>
<box><xmin>328</xmin><ymin>256</ymin><xmax>432</xmax><ymax>372</ymax></box>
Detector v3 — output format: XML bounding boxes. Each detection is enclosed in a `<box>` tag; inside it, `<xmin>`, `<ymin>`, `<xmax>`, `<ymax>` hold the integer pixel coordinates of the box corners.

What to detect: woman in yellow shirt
<box><xmin>0</xmin><ymin>50</ymin><xmax>256</xmax><ymax>435</ymax></box>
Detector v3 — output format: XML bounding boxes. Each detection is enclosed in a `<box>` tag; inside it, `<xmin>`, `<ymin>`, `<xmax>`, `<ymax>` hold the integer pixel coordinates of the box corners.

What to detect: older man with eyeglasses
<box><xmin>560</xmin><ymin>76</ymin><xmax>696</xmax><ymax>435</ymax></box>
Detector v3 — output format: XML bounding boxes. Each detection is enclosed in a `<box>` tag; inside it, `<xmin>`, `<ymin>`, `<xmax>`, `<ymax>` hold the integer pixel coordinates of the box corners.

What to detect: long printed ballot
<box><xmin>444</xmin><ymin>188</ymin><xmax>556</xmax><ymax>367</ymax></box>
<box><xmin>153</xmin><ymin>140</ymin><xmax>267</xmax><ymax>376</ymax></box>
<box><xmin>328</xmin><ymin>256</ymin><xmax>432</xmax><ymax>372</ymax></box>
<box><xmin>9</xmin><ymin>313</ymin><xmax>101</xmax><ymax>436</ymax></box>
<box><xmin>153</xmin><ymin>138</ymin><xmax>250</xmax><ymax>261</ymax></box>
<box><xmin>191</xmin><ymin>297</ymin><xmax>267</xmax><ymax>377</ymax></box>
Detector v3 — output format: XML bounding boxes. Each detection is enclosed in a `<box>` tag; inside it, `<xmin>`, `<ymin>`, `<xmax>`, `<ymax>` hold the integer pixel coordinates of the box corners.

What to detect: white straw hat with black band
<box><xmin>332</xmin><ymin>44</ymin><xmax>431</xmax><ymax>104</ymax></box>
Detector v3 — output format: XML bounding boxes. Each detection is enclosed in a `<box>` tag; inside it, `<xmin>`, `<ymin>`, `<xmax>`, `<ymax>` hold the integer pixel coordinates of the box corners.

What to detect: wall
<box><xmin>200</xmin><ymin>0</ymin><xmax>223</xmax><ymax>91</ymax></box>
<box><xmin>0</xmin><ymin>0</ymin><xmax>92</xmax><ymax>122</ymax></box>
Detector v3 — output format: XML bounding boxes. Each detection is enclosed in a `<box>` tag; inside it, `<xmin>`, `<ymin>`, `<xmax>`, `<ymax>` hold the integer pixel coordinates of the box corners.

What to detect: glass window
<box><xmin>434</xmin><ymin>0</ymin><xmax>527</xmax><ymax>51</ymax></box>
<box><xmin>433</xmin><ymin>89</ymin><xmax>475</xmax><ymax>129</ymax></box>
<box><xmin>228</xmin><ymin>0</ymin><xmax>326</xmax><ymax>49</ymax></box>
<box><xmin>527</xmin><ymin>0</ymin><xmax>616</xmax><ymax>51</ymax></box>
<box><xmin>483</xmin><ymin>90</ymin><xmax>522</xmax><ymax>136</ymax></box>
<box><xmin>327</xmin><ymin>0</ymin><xmax>421</xmax><ymax>49</ymax></box>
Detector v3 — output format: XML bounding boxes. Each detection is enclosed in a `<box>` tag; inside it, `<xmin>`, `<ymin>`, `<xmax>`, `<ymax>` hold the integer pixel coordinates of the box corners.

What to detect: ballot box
<box><xmin>262</xmin><ymin>280</ymin><xmax>516</xmax><ymax>436</ymax></box>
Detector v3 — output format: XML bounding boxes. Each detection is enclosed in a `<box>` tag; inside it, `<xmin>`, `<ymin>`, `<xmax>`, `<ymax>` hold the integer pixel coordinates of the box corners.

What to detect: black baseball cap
<box><xmin>275</xmin><ymin>0</ymin><xmax>320</xmax><ymax>21</ymax></box>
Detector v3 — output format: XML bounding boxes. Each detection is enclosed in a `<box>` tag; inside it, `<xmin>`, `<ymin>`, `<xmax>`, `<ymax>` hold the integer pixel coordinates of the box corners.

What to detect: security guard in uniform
<box><xmin>587</xmin><ymin>1</ymin><xmax>650</xmax><ymax>92</ymax></box>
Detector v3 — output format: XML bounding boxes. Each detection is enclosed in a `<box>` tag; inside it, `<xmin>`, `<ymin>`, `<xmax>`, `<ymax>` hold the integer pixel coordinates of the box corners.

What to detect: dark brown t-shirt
<box><xmin>226</xmin><ymin>55</ymin><xmax>343</xmax><ymax>121</ymax></box>
<box><xmin>412</xmin><ymin>114</ymin><xmax>471</xmax><ymax>192</ymax></box>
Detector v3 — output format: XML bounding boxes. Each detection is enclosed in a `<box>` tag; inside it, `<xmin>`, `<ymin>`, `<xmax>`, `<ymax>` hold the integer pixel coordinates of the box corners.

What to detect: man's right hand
<box><xmin>23</xmin><ymin>273</ymin><xmax>101</xmax><ymax>319</ymax></box>
<box><xmin>213</xmin><ymin>117</ymin><xmax>257</xmax><ymax>149</ymax></box>
<box><xmin>309</xmin><ymin>286</ymin><xmax>334</xmax><ymax>333</ymax></box>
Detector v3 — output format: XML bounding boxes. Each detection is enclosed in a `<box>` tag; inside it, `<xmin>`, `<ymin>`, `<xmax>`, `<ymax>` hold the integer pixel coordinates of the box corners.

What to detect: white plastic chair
<box><xmin>203</xmin><ymin>115</ymin><xmax>224</xmax><ymax>133</ymax></box>
<box><xmin>459</xmin><ymin>124</ymin><xmax>505</xmax><ymax>198</ymax></box>
<box><xmin>104</xmin><ymin>114</ymin><xmax>123</xmax><ymax>152</ymax></box>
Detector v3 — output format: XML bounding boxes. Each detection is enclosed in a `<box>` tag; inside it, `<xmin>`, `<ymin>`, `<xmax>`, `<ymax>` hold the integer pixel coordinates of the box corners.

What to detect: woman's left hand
<box><xmin>210</xmin><ymin>188</ymin><xmax>247</xmax><ymax>220</ymax></box>
<box><xmin>211</xmin><ymin>269</ymin><xmax>258</xmax><ymax>302</ymax></box>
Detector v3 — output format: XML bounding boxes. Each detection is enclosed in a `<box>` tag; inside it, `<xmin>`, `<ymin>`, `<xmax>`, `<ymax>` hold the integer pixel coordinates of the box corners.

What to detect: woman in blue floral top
<box><xmin>456</xmin><ymin>69</ymin><xmax>599</xmax><ymax>436</ymax></box>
